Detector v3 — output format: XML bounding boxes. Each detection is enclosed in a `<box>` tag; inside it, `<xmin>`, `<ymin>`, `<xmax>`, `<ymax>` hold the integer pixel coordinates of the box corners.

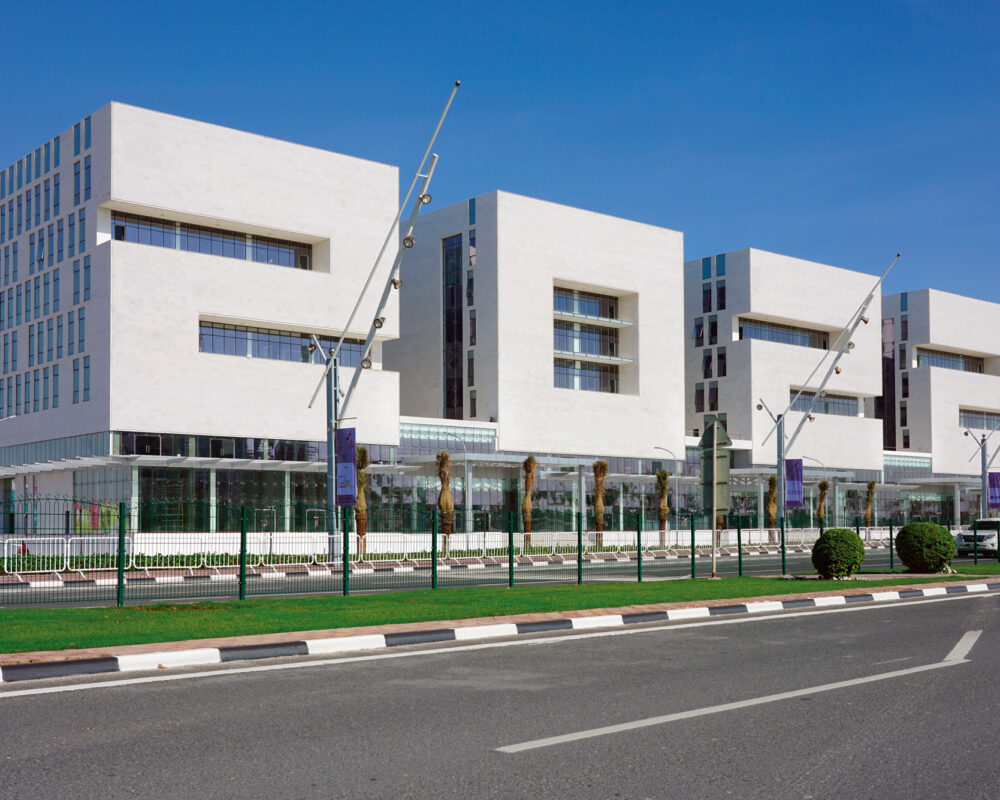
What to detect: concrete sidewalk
<box><xmin>3</xmin><ymin>575</ymin><xmax>998</xmax><ymax>682</ymax></box>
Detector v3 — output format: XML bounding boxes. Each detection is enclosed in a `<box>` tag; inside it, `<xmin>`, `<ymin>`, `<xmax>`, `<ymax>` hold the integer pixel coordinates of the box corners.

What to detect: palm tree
<box><xmin>766</xmin><ymin>475</ymin><xmax>778</xmax><ymax>542</ymax></box>
<box><xmin>521</xmin><ymin>455</ymin><xmax>537</xmax><ymax>547</ymax></box>
<box><xmin>436</xmin><ymin>450</ymin><xmax>454</xmax><ymax>538</ymax></box>
<box><xmin>355</xmin><ymin>445</ymin><xmax>370</xmax><ymax>551</ymax></box>
<box><xmin>655</xmin><ymin>469</ymin><xmax>670</xmax><ymax>546</ymax></box>
<box><xmin>817</xmin><ymin>480</ymin><xmax>830</xmax><ymax>528</ymax></box>
<box><xmin>593</xmin><ymin>460</ymin><xmax>608</xmax><ymax>543</ymax></box>
<box><xmin>864</xmin><ymin>480</ymin><xmax>876</xmax><ymax>528</ymax></box>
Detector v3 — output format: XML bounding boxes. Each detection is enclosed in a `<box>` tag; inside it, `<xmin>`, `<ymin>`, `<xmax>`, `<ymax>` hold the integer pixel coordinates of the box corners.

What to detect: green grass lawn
<box><xmin>0</xmin><ymin>574</ymin><xmax>974</xmax><ymax>655</ymax></box>
<box><xmin>954</xmin><ymin>563</ymin><xmax>1000</xmax><ymax>575</ymax></box>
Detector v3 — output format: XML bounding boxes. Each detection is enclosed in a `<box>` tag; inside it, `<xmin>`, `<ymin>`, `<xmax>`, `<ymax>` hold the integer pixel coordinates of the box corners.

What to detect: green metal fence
<box><xmin>0</xmin><ymin>498</ymin><xmax>983</xmax><ymax>608</ymax></box>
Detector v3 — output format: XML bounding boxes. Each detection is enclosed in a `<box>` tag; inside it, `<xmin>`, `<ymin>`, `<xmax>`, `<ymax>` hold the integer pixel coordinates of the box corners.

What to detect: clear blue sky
<box><xmin>4</xmin><ymin>0</ymin><xmax>997</xmax><ymax>299</ymax></box>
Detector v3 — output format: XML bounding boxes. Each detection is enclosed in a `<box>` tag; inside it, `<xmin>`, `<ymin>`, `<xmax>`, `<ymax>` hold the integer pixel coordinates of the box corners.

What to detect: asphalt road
<box><xmin>0</xmin><ymin>549</ymin><xmax>989</xmax><ymax>607</ymax></box>
<box><xmin>1</xmin><ymin>592</ymin><xmax>997</xmax><ymax>798</ymax></box>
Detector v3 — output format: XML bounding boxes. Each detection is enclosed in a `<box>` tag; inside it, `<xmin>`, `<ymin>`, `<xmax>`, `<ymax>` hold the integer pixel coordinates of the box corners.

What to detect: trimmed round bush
<box><xmin>811</xmin><ymin>528</ymin><xmax>865</xmax><ymax>579</ymax></box>
<box><xmin>895</xmin><ymin>521</ymin><xmax>956</xmax><ymax>573</ymax></box>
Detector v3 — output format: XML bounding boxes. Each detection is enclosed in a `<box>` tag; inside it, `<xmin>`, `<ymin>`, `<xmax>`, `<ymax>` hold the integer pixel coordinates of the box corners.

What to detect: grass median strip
<box><xmin>0</xmin><ymin>575</ymin><xmax>972</xmax><ymax>655</ymax></box>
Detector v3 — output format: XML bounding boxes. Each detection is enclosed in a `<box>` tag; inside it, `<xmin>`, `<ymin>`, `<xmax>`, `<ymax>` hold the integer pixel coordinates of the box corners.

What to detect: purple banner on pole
<box><xmin>335</xmin><ymin>428</ymin><xmax>357</xmax><ymax>506</ymax></box>
<box><xmin>785</xmin><ymin>459</ymin><xmax>804</xmax><ymax>508</ymax></box>
<box><xmin>989</xmin><ymin>472</ymin><xmax>1000</xmax><ymax>509</ymax></box>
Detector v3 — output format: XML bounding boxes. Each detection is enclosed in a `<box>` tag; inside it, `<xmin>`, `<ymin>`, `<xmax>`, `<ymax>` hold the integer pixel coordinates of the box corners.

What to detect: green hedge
<box><xmin>894</xmin><ymin>522</ymin><xmax>955</xmax><ymax>573</ymax></box>
<box><xmin>811</xmin><ymin>528</ymin><xmax>865</xmax><ymax>579</ymax></box>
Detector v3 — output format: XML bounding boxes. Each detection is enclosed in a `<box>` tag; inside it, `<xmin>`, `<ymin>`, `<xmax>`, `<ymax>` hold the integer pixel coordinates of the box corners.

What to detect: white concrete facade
<box><xmin>882</xmin><ymin>289</ymin><xmax>1000</xmax><ymax>477</ymax></box>
<box><xmin>684</xmin><ymin>248</ymin><xmax>884</xmax><ymax>472</ymax></box>
<box><xmin>384</xmin><ymin>190</ymin><xmax>687</xmax><ymax>461</ymax></box>
<box><xmin>0</xmin><ymin>103</ymin><xmax>401</xmax><ymax>482</ymax></box>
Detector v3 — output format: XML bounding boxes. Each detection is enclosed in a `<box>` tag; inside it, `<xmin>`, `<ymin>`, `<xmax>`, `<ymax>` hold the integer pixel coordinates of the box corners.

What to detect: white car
<box><xmin>955</xmin><ymin>520</ymin><xmax>999</xmax><ymax>557</ymax></box>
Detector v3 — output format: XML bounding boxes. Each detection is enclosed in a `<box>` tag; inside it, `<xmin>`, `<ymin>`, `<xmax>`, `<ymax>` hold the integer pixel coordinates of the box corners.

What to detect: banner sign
<box><xmin>335</xmin><ymin>428</ymin><xmax>357</xmax><ymax>506</ymax></box>
<box><xmin>989</xmin><ymin>472</ymin><xmax>1000</xmax><ymax>509</ymax></box>
<box><xmin>785</xmin><ymin>459</ymin><xmax>804</xmax><ymax>508</ymax></box>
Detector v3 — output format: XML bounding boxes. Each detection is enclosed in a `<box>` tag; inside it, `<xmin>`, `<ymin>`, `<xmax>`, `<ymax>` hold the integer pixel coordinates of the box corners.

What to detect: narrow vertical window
<box><xmin>469</xmin><ymin>390</ymin><xmax>477</xmax><ymax>418</ymax></box>
<box><xmin>716</xmin><ymin>253</ymin><xmax>726</xmax><ymax>276</ymax></box>
<box><xmin>84</xmin><ymin>116</ymin><xmax>92</xmax><ymax>149</ymax></box>
<box><xmin>44</xmin><ymin>180</ymin><xmax>50</xmax><ymax>221</ymax></box>
<box><xmin>702</xmin><ymin>257</ymin><xmax>711</xmax><ymax>280</ymax></box>
<box><xmin>900</xmin><ymin>314</ymin><xmax>908</xmax><ymax>341</ymax></box>
<box><xmin>43</xmin><ymin>274</ymin><xmax>50</xmax><ymax>315</ymax></box>
<box><xmin>68</xmin><ymin>312</ymin><xmax>74</xmax><ymax>355</ymax></box>
<box><xmin>717</xmin><ymin>347</ymin><xmax>727</xmax><ymax>377</ymax></box>
<box><xmin>694</xmin><ymin>382</ymin><xmax>705</xmax><ymax>413</ymax></box>
<box><xmin>52</xmin><ymin>363</ymin><xmax>59</xmax><ymax>407</ymax></box>
<box><xmin>83</xmin><ymin>355</ymin><xmax>90</xmax><ymax>401</ymax></box>
<box><xmin>43</xmin><ymin>367</ymin><xmax>49</xmax><ymax>410</ymax></box>
<box><xmin>468</xmin><ymin>197</ymin><xmax>476</xmax><ymax>225</ymax></box>
<box><xmin>53</xmin><ymin>174</ymin><xmax>60</xmax><ymax>215</ymax></box>
<box><xmin>46</xmin><ymin>318</ymin><xmax>52</xmax><ymax>361</ymax></box>
<box><xmin>47</xmin><ymin>224</ymin><xmax>54</xmax><ymax>267</ymax></box>
<box><xmin>83</xmin><ymin>256</ymin><xmax>91</xmax><ymax>300</ymax></box>
<box><xmin>78</xmin><ymin>307</ymin><xmax>85</xmax><ymax>352</ymax></box>
<box><xmin>694</xmin><ymin>317</ymin><xmax>704</xmax><ymax>347</ymax></box>
<box><xmin>467</xmin><ymin>350</ymin><xmax>474</xmax><ymax>386</ymax></box>
<box><xmin>44</xmin><ymin>142</ymin><xmax>50</xmax><ymax>173</ymax></box>
<box><xmin>72</xmin><ymin>358</ymin><xmax>79</xmax><ymax>403</ymax></box>
<box><xmin>57</xmin><ymin>316</ymin><xmax>63</xmax><ymax>357</ymax></box>
<box><xmin>53</xmin><ymin>268</ymin><xmax>60</xmax><ymax>311</ymax></box>
<box><xmin>53</xmin><ymin>136</ymin><xmax>61</xmax><ymax>167</ymax></box>
<box><xmin>716</xmin><ymin>279</ymin><xmax>726</xmax><ymax>311</ymax></box>
<box><xmin>84</xmin><ymin>156</ymin><xmax>91</xmax><ymax>201</ymax></box>
<box><xmin>708</xmin><ymin>381</ymin><xmax>719</xmax><ymax>411</ymax></box>
<box><xmin>57</xmin><ymin>220</ymin><xmax>64</xmax><ymax>262</ymax></box>
<box><xmin>74</xmin><ymin>123</ymin><xmax>81</xmax><ymax>156</ymax></box>
<box><xmin>900</xmin><ymin>292</ymin><xmax>908</xmax><ymax>312</ymax></box>
<box><xmin>468</xmin><ymin>228</ymin><xmax>476</xmax><ymax>265</ymax></box>
<box><xmin>73</xmin><ymin>259</ymin><xmax>80</xmax><ymax>303</ymax></box>
<box><xmin>73</xmin><ymin>162</ymin><xmax>81</xmax><ymax>205</ymax></box>
<box><xmin>33</xmin><ymin>369</ymin><xmax>39</xmax><ymax>411</ymax></box>
<box><xmin>468</xmin><ymin>309</ymin><xmax>476</xmax><ymax>345</ymax></box>
<box><xmin>899</xmin><ymin>402</ymin><xmax>907</xmax><ymax>427</ymax></box>
<box><xmin>702</xmin><ymin>350</ymin><xmax>712</xmax><ymax>379</ymax></box>
<box><xmin>34</xmin><ymin>149</ymin><xmax>41</xmax><ymax>179</ymax></box>
<box><xmin>466</xmin><ymin>270</ymin><xmax>474</xmax><ymax>306</ymax></box>
<box><xmin>708</xmin><ymin>315</ymin><xmax>718</xmax><ymax>345</ymax></box>
<box><xmin>901</xmin><ymin>371</ymin><xmax>909</xmax><ymax>399</ymax></box>
<box><xmin>79</xmin><ymin>208</ymin><xmax>86</xmax><ymax>252</ymax></box>
<box><xmin>702</xmin><ymin>282</ymin><xmax>712</xmax><ymax>313</ymax></box>
<box><xmin>68</xmin><ymin>214</ymin><xmax>75</xmax><ymax>257</ymax></box>
<box><xmin>899</xmin><ymin>343</ymin><xmax>906</xmax><ymax>369</ymax></box>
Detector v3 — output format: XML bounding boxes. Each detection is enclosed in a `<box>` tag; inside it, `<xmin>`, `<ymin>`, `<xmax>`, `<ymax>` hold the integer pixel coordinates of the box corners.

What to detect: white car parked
<box><xmin>955</xmin><ymin>519</ymin><xmax>1000</xmax><ymax>557</ymax></box>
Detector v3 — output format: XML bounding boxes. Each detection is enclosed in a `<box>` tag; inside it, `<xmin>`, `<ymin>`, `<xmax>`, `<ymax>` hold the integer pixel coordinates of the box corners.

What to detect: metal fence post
<box><xmin>780</xmin><ymin>517</ymin><xmax>786</xmax><ymax>576</ymax></box>
<box><xmin>737</xmin><ymin>516</ymin><xmax>743</xmax><ymax>577</ymax></box>
<box><xmin>239</xmin><ymin>505</ymin><xmax>248</xmax><ymax>601</ymax></box>
<box><xmin>116</xmin><ymin>502</ymin><xmax>127</xmax><ymax>608</ymax></box>
<box><xmin>690</xmin><ymin>513</ymin><xmax>696</xmax><ymax>579</ymax></box>
<box><xmin>64</xmin><ymin>509</ymin><xmax>70</xmax><ymax>537</ymax></box>
<box><xmin>343</xmin><ymin>506</ymin><xmax>351</xmax><ymax>596</ymax></box>
<box><xmin>432</xmin><ymin>507</ymin><xmax>439</xmax><ymax>589</ymax></box>
<box><xmin>576</xmin><ymin>510</ymin><xmax>583</xmax><ymax>585</ymax></box>
<box><xmin>855</xmin><ymin>516</ymin><xmax>861</xmax><ymax>539</ymax></box>
<box><xmin>508</xmin><ymin>510</ymin><xmax>515</xmax><ymax>588</ymax></box>
<box><xmin>888</xmin><ymin>519</ymin><xmax>894</xmax><ymax>571</ymax></box>
<box><xmin>636</xmin><ymin>513</ymin><xmax>643</xmax><ymax>583</ymax></box>
<box><xmin>973</xmin><ymin>518</ymin><xmax>978</xmax><ymax>565</ymax></box>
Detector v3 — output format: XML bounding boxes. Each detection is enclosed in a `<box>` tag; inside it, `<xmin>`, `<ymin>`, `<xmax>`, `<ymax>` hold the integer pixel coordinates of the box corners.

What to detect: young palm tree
<box><xmin>864</xmin><ymin>480</ymin><xmax>876</xmax><ymax>528</ymax></box>
<box><xmin>817</xmin><ymin>480</ymin><xmax>830</xmax><ymax>528</ymax></box>
<box><xmin>766</xmin><ymin>475</ymin><xmax>778</xmax><ymax>542</ymax></box>
<box><xmin>521</xmin><ymin>454</ymin><xmax>537</xmax><ymax>547</ymax></box>
<box><xmin>355</xmin><ymin>446</ymin><xmax>370</xmax><ymax>551</ymax></box>
<box><xmin>593</xmin><ymin>460</ymin><xmax>608</xmax><ymax>541</ymax></box>
<box><xmin>655</xmin><ymin>469</ymin><xmax>670</xmax><ymax>547</ymax></box>
<box><xmin>436</xmin><ymin>450</ymin><xmax>454</xmax><ymax>537</ymax></box>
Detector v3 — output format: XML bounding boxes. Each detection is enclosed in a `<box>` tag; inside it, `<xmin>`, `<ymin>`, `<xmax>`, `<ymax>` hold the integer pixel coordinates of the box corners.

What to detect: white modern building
<box><xmin>683</xmin><ymin>248</ymin><xmax>884</xmax><ymax>476</ymax></box>
<box><xmin>0</xmin><ymin>102</ymin><xmax>401</xmax><ymax>520</ymax></box>
<box><xmin>881</xmin><ymin>289</ymin><xmax>1000</xmax><ymax>480</ymax></box>
<box><xmin>384</xmin><ymin>190</ymin><xmax>687</xmax><ymax>462</ymax></box>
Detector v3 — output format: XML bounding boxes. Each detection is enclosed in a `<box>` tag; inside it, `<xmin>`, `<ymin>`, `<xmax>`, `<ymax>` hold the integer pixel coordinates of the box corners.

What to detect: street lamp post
<box><xmin>757</xmin><ymin>401</ymin><xmax>786</xmax><ymax>525</ymax></box>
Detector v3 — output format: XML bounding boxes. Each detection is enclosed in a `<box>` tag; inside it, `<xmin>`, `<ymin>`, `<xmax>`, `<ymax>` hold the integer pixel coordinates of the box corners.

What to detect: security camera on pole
<box><xmin>306</xmin><ymin>82</ymin><xmax>461</xmax><ymax>590</ymax></box>
<box><xmin>963</xmin><ymin>421</ymin><xmax>1000</xmax><ymax>519</ymax></box>
<box><xmin>759</xmin><ymin>253</ymin><xmax>901</xmax><ymax>530</ymax></box>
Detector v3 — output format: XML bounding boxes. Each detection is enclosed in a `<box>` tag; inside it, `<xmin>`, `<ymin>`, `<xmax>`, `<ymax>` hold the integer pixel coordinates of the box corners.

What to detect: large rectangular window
<box><xmin>960</xmin><ymin>409</ymin><xmax>1000</xmax><ymax>430</ymax></box>
<box><xmin>198</xmin><ymin>322</ymin><xmax>365</xmax><ymax>366</ymax></box>
<box><xmin>553</xmin><ymin>288</ymin><xmax>618</xmax><ymax>319</ymax></box>
<box><xmin>553</xmin><ymin>321</ymin><xmax>619</xmax><ymax>357</ymax></box>
<box><xmin>790</xmin><ymin>390</ymin><xmax>858</xmax><ymax>417</ymax></box>
<box><xmin>553</xmin><ymin>358</ymin><xmax>618</xmax><ymax>393</ymax></box>
<box><xmin>702</xmin><ymin>351</ymin><xmax>712</xmax><ymax>379</ymax></box>
<box><xmin>112</xmin><ymin>212</ymin><xmax>312</xmax><ymax>270</ymax></box>
<box><xmin>917</xmin><ymin>348</ymin><xmax>984</xmax><ymax>373</ymax></box>
<box><xmin>738</xmin><ymin>318</ymin><xmax>828</xmax><ymax>349</ymax></box>
<box><xmin>442</xmin><ymin>234</ymin><xmax>463</xmax><ymax>418</ymax></box>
